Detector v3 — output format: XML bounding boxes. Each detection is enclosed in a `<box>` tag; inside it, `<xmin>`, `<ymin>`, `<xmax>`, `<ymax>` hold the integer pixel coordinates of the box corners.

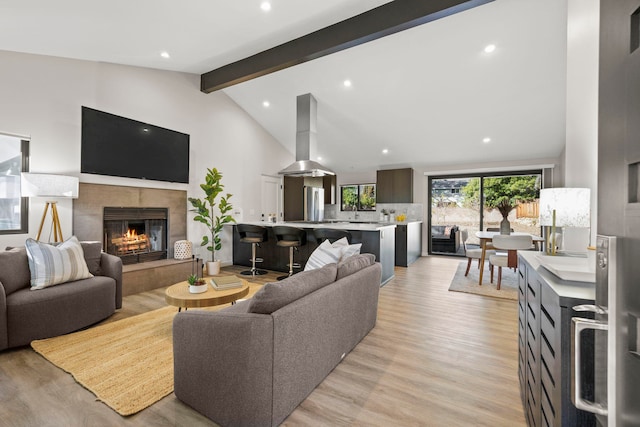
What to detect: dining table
<box><xmin>475</xmin><ymin>231</ymin><xmax>545</xmax><ymax>286</ymax></box>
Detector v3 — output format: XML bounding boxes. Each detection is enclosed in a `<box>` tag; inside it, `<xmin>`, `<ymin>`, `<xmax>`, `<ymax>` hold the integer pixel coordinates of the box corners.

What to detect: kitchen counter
<box><xmin>238</xmin><ymin>220</ymin><xmax>397</xmax><ymax>231</ymax></box>
<box><xmin>231</xmin><ymin>221</ymin><xmax>396</xmax><ymax>285</ymax></box>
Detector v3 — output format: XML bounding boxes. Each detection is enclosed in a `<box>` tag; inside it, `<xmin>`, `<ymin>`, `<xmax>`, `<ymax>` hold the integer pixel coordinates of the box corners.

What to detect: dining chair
<box><xmin>488</xmin><ymin>234</ymin><xmax>533</xmax><ymax>290</ymax></box>
<box><xmin>461</xmin><ymin>229</ymin><xmax>495</xmax><ymax>276</ymax></box>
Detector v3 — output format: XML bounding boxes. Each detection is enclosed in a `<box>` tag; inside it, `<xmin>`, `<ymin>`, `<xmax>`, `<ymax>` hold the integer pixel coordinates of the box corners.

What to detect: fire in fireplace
<box><xmin>103</xmin><ymin>207</ymin><xmax>168</xmax><ymax>264</ymax></box>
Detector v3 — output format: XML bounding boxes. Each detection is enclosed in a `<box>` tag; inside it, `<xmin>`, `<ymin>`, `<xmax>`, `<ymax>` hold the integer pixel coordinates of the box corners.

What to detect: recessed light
<box><xmin>260</xmin><ymin>2</ymin><xmax>271</xmax><ymax>11</ymax></box>
<box><xmin>160</xmin><ymin>51</ymin><xmax>170</xmax><ymax>59</ymax></box>
<box><xmin>484</xmin><ymin>44</ymin><xmax>496</xmax><ymax>54</ymax></box>
<box><xmin>262</xmin><ymin>100</ymin><xmax>270</xmax><ymax>108</ymax></box>
<box><xmin>382</xmin><ymin>149</ymin><xmax>389</xmax><ymax>154</ymax></box>
<box><xmin>343</xmin><ymin>80</ymin><xmax>352</xmax><ymax>88</ymax></box>
<box><xmin>317</xmin><ymin>156</ymin><xmax>323</xmax><ymax>161</ymax></box>
<box><xmin>483</xmin><ymin>137</ymin><xmax>491</xmax><ymax>143</ymax></box>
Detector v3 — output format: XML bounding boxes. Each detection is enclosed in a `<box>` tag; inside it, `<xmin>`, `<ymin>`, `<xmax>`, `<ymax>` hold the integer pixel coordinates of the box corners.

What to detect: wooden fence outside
<box><xmin>516</xmin><ymin>201</ymin><xmax>539</xmax><ymax>219</ymax></box>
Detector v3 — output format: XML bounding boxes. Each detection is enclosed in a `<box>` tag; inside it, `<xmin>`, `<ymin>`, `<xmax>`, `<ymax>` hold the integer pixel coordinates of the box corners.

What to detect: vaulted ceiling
<box><xmin>0</xmin><ymin>0</ymin><xmax>568</xmax><ymax>173</ymax></box>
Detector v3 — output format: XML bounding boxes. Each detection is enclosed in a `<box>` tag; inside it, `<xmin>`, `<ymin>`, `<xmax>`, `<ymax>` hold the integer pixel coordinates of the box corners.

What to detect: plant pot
<box><xmin>500</xmin><ymin>217</ymin><xmax>511</xmax><ymax>235</ymax></box>
<box><xmin>207</xmin><ymin>261</ymin><xmax>221</xmax><ymax>276</ymax></box>
<box><xmin>189</xmin><ymin>283</ymin><xmax>208</xmax><ymax>294</ymax></box>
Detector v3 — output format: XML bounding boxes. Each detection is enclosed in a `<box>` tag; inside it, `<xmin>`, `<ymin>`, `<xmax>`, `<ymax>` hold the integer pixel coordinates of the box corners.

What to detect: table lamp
<box><xmin>539</xmin><ymin>188</ymin><xmax>590</xmax><ymax>255</ymax></box>
<box><xmin>20</xmin><ymin>173</ymin><xmax>79</xmax><ymax>242</ymax></box>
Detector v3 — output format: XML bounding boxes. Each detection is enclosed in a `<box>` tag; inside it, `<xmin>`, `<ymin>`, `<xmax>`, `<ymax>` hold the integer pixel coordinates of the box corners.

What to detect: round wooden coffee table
<box><xmin>165</xmin><ymin>277</ymin><xmax>250</xmax><ymax>311</ymax></box>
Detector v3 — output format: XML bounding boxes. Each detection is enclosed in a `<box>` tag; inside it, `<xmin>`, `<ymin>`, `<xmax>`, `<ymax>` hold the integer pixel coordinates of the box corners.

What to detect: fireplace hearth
<box><xmin>104</xmin><ymin>207</ymin><xmax>168</xmax><ymax>264</ymax></box>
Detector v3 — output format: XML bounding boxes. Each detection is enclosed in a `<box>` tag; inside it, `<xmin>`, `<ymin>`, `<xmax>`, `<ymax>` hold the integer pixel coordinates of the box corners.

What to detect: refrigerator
<box><xmin>303</xmin><ymin>186</ymin><xmax>324</xmax><ymax>222</ymax></box>
<box><xmin>572</xmin><ymin>1</ymin><xmax>640</xmax><ymax>425</ymax></box>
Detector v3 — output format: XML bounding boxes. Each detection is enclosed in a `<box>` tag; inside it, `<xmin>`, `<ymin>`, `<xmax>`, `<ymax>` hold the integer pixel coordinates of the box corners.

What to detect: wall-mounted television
<box><xmin>81</xmin><ymin>107</ymin><xmax>190</xmax><ymax>184</ymax></box>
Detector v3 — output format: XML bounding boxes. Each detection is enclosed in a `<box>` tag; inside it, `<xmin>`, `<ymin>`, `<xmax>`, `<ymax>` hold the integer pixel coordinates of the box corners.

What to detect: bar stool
<box><xmin>236</xmin><ymin>224</ymin><xmax>269</xmax><ymax>276</ymax></box>
<box><xmin>273</xmin><ymin>226</ymin><xmax>307</xmax><ymax>281</ymax></box>
<box><xmin>313</xmin><ymin>228</ymin><xmax>352</xmax><ymax>244</ymax></box>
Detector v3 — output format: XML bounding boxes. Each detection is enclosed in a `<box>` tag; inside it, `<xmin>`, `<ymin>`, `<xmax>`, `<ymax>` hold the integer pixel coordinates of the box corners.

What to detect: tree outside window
<box><xmin>341</xmin><ymin>184</ymin><xmax>376</xmax><ymax>211</ymax></box>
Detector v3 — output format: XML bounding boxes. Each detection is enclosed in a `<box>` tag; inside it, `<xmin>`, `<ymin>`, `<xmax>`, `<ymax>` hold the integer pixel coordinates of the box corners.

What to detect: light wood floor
<box><xmin>0</xmin><ymin>256</ymin><xmax>525</xmax><ymax>426</ymax></box>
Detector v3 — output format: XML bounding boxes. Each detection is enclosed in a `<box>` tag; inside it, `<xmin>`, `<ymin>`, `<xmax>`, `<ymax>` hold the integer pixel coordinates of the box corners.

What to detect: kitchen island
<box><xmin>232</xmin><ymin>221</ymin><xmax>396</xmax><ymax>285</ymax></box>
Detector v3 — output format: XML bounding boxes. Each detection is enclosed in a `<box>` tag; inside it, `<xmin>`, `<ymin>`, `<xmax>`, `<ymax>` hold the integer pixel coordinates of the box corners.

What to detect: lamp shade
<box><xmin>539</xmin><ymin>188</ymin><xmax>590</xmax><ymax>227</ymax></box>
<box><xmin>20</xmin><ymin>173</ymin><xmax>79</xmax><ymax>198</ymax></box>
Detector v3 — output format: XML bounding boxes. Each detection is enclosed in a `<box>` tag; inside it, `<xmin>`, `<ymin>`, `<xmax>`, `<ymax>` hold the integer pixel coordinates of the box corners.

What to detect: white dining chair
<box><xmin>489</xmin><ymin>234</ymin><xmax>532</xmax><ymax>290</ymax></box>
<box><xmin>461</xmin><ymin>229</ymin><xmax>495</xmax><ymax>276</ymax></box>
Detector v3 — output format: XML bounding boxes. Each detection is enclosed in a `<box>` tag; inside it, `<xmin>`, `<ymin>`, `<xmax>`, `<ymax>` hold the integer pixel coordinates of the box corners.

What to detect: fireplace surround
<box><xmin>73</xmin><ymin>183</ymin><xmax>187</xmax><ymax>263</ymax></box>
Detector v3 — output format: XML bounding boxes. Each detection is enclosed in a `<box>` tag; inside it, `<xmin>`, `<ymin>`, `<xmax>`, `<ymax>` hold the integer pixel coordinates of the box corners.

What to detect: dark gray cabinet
<box><xmin>518</xmin><ymin>252</ymin><xmax>595</xmax><ymax>427</ymax></box>
<box><xmin>322</xmin><ymin>175</ymin><xmax>336</xmax><ymax>204</ymax></box>
<box><xmin>395</xmin><ymin>221</ymin><xmax>422</xmax><ymax>266</ymax></box>
<box><xmin>376</xmin><ymin>168</ymin><xmax>413</xmax><ymax>203</ymax></box>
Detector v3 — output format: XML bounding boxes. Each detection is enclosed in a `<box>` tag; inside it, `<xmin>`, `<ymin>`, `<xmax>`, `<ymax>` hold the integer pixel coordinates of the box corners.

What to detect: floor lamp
<box><xmin>21</xmin><ymin>173</ymin><xmax>79</xmax><ymax>243</ymax></box>
<box><xmin>539</xmin><ymin>188</ymin><xmax>591</xmax><ymax>255</ymax></box>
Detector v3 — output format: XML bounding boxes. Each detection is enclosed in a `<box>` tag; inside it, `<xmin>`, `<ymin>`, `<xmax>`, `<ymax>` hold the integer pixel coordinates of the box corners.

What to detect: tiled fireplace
<box><xmin>73</xmin><ymin>183</ymin><xmax>187</xmax><ymax>264</ymax></box>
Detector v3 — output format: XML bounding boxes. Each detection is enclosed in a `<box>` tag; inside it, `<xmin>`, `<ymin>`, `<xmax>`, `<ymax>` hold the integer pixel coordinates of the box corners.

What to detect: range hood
<box><xmin>278</xmin><ymin>93</ymin><xmax>335</xmax><ymax>177</ymax></box>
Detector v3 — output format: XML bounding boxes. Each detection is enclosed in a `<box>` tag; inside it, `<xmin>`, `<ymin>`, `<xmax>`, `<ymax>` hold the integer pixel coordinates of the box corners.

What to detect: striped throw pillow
<box><xmin>25</xmin><ymin>236</ymin><xmax>93</xmax><ymax>290</ymax></box>
<box><xmin>304</xmin><ymin>239</ymin><xmax>345</xmax><ymax>271</ymax></box>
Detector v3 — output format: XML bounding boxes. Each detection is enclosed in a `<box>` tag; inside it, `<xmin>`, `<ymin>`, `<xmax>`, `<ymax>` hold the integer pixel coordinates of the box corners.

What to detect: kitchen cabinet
<box><xmin>518</xmin><ymin>252</ymin><xmax>595</xmax><ymax>427</ymax></box>
<box><xmin>322</xmin><ymin>175</ymin><xmax>336</xmax><ymax>204</ymax></box>
<box><xmin>376</xmin><ymin>168</ymin><xmax>413</xmax><ymax>203</ymax></box>
<box><xmin>283</xmin><ymin>176</ymin><xmax>304</xmax><ymax>221</ymax></box>
<box><xmin>395</xmin><ymin>221</ymin><xmax>422</xmax><ymax>266</ymax></box>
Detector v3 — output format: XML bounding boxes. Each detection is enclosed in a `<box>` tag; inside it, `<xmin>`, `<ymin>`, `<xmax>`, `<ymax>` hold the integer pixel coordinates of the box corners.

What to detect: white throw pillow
<box><xmin>341</xmin><ymin>243</ymin><xmax>362</xmax><ymax>261</ymax></box>
<box><xmin>304</xmin><ymin>239</ymin><xmax>345</xmax><ymax>271</ymax></box>
<box><xmin>332</xmin><ymin>237</ymin><xmax>349</xmax><ymax>247</ymax></box>
<box><xmin>25</xmin><ymin>236</ymin><xmax>93</xmax><ymax>290</ymax></box>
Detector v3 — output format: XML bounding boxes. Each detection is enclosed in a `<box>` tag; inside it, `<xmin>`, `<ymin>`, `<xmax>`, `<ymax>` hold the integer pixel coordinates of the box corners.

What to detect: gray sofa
<box><xmin>0</xmin><ymin>242</ymin><xmax>122</xmax><ymax>351</ymax></box>
<box><xmin>431</xmin><ymin>225</ymin><xmax>460</xmax><ymax>253</ymax></box>
<box><xmin>173</xmin><ymin>253</ymin><xmax>382</xmax><ymax>427</ymax></box>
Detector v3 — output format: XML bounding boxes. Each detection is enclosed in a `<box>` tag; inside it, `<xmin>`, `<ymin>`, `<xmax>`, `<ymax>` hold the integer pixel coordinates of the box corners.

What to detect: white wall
<box><xmin>0</xmin><ymin>50</ymin><xmax>293</xmax><ymax>264</ymax></box>
<box><xmin>565</xmin><ymin>0</ymin><xmax>599</xmax><ymax>247</ymax></box>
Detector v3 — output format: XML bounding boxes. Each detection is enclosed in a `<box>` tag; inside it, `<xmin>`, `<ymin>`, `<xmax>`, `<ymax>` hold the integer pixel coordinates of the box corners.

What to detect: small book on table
<box><xmin>210</xmin><ymin>275</ymin><xmax>242</xmax><ymax>290</ymax></box>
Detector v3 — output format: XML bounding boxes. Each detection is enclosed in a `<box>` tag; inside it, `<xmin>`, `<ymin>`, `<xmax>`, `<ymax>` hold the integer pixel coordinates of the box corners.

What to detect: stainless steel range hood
<box><xmin>278</xmin><ymin>93</ymin><xmax>335</xmax><ymax>177</ymax></box>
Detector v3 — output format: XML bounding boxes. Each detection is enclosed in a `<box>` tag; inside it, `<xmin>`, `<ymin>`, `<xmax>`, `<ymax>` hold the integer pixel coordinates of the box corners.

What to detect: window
<box><xmin>0</xmin><ymin>134</ymin><xmax>29</xmax><ymax>234</ymax></box>
<box><xmin>428</xmin><ymin>171</ymin><xmax>542</xmax><ymax>255</ymax></box>
<box><xmin>341</xmin><ymin>184</ymin><xmax>376</xmax><ymax>211</ymax></box>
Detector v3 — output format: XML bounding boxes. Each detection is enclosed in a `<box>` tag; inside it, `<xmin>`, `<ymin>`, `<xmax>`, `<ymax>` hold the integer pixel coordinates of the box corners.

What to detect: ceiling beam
<box><xmin>200</xmin><ymin>0</ymin><xmax>494</xmax><ymax>93</ymax></box>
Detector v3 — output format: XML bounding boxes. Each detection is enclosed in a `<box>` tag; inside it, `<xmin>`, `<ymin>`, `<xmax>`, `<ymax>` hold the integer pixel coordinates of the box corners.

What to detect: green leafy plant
<box><xmin>461</xmin><ymin>176</ymin><xmax>539</xmax><ymax>217</ymax></box>
<box><xmin>188</xmin><ymin>167</ymin><xmax>235</xmax><ymax>262</ymax></box>
<box><xmin>187</xmin><ymin>274</ymin><xmax>198</xmax><ymax>286</ymax></box>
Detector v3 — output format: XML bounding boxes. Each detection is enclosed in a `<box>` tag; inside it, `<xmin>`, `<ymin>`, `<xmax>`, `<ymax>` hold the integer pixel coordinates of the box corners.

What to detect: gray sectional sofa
<box><xmin>173</xmin><ymin>253</ymin><xmax>382</xmax><ymax>427</ymax></box>
<box><xmin>0</xmin><ymin>242</ymin><xmax>122</xmax><ymax>351</ymax></box>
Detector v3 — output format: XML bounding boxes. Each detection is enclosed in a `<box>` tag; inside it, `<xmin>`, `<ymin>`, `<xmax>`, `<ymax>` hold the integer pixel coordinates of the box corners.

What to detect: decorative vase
<box><xmin>207</xmin><ymin>261</ymin><xmax>221</xmax><ymax>276</ymax></box>
<box><xmin>189</xmin><ymin>281</ymin><xmax>207</xmax><ymax>294</ymax></box>
<box><xmin>499</xmin><ymin>217</ymin><xmax>511</xmax><ymax>235</ymax></box>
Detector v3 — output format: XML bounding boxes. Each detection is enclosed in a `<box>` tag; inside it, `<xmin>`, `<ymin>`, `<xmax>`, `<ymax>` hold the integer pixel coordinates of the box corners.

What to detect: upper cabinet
<box><xmin>322</xmin><ymin>175</ymin><xmax>336</xmax><ymax>204</ymax></box>
<box><xmin>376</xmin><ymin>168</ymin><xmax>413</xmax><ymax>203</ymax></box>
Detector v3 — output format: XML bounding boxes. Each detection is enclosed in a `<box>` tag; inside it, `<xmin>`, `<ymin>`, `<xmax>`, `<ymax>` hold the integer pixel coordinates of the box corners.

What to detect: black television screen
<box><xmin>81</xmin><ymin>107</ymin><xmax>190</xmax><ymax>183</ymax></box>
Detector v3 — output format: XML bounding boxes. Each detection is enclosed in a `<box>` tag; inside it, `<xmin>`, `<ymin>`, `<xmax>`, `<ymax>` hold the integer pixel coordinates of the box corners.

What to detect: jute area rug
<box><xmin>448</xmin><ymin>260</ymin><xmax>518</xmax><ymax>301</ymax></box>
<box><xmin>31</xmin><ymin>281</ymin><xmax>262</xmax><ymax>416</ymax></box>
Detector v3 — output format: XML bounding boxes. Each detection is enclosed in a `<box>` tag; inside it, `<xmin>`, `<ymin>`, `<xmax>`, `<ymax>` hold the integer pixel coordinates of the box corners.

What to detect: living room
<box><xmin>1</xmin><ymin>0</ymin><xmax>616</xmax><ymax>426</ymax></box>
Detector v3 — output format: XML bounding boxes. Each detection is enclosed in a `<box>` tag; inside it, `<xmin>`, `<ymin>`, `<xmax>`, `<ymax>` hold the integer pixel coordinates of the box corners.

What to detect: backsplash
<box><xmin>325</xmin><ymin>203</ymin><xmax>423</xmax><ymax>222</ymax></box>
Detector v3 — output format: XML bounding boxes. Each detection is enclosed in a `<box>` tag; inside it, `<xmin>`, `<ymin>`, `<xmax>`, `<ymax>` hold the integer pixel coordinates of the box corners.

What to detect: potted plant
<box><xmin>187</xmin><ymin>274</ymin><xmax>207</xmax><ymax>294</ymax></box>
<box><xmin>188</xmin><ymin>167</ymin><xmax>235</xmax><ymax>275</ymax></box>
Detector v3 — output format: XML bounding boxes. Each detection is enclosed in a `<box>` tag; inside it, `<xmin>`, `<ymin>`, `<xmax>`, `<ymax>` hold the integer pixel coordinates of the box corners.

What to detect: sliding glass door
<box><xmin>429</xmin><ymin>171</ymin><xmax>542</xmax><ymax>256</ymax></box>
<box><xmin>430</xmin><ymin>177</ymin><xmax>480</xmax><ymax>255</ymax></box>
